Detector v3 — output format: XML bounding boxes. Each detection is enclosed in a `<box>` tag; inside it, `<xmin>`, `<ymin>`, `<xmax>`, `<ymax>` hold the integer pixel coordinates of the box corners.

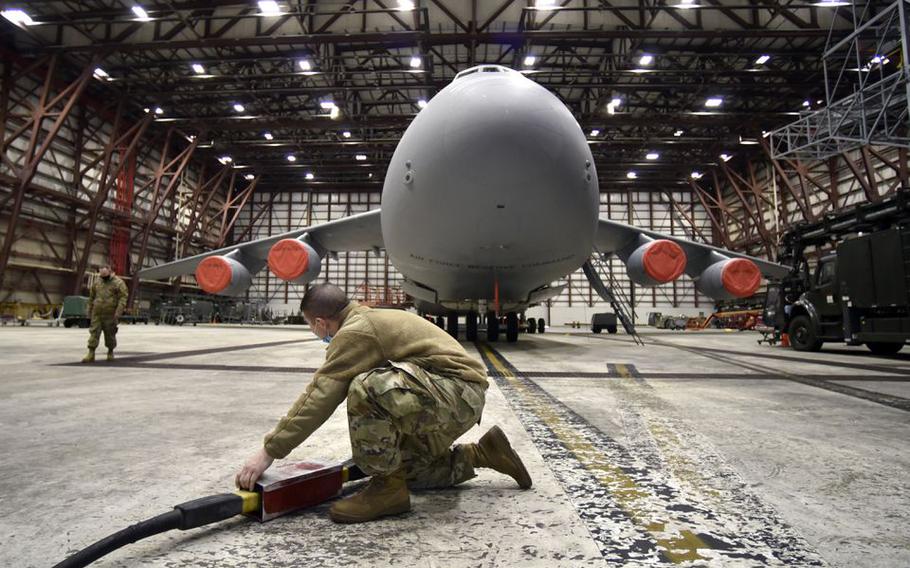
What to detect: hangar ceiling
<box><xmin>2</xmin><ymin>1</ymin><xmax>863</xmax><ymax>192</ymax></box>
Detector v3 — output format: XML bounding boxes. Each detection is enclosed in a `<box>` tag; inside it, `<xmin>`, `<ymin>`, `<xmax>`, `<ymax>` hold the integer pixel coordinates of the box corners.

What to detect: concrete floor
<box><xmin>1</xmin><ymin>323</ymin><xmax>909</xmax><ymax>567</ymax></box>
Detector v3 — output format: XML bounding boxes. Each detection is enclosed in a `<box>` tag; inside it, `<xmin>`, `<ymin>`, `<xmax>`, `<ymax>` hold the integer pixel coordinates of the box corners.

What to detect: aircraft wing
<box><xmin>594</xmin><ymin>218</ymin><xmax>790</xmax><ymax>299</ymax></box>
<box><xmin>138</xmin><ymin>208</ymin><xmax>383</xmax><ymax>282</ymax></box>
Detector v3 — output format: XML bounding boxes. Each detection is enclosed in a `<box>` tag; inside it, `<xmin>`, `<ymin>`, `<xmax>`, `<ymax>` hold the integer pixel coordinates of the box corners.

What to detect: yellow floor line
<box><xmin>480</xmin><ymin>344</ymin><xmax>709</xmax><ymax>563</ymax></box>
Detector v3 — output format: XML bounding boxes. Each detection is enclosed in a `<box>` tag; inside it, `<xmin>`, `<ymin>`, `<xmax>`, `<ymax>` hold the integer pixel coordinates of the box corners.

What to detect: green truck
<box><xmin>60</xmin><ymin>295</ymin><xmax>149</xmax><ymax>328</ymax></box>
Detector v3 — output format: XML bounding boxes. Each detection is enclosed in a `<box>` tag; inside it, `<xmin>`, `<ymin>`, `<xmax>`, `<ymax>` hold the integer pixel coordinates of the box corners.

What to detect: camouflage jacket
<box><xmin>263</xmin><ymin>302</ymin><xmax>488</xmax><ymax>459</ymax></box>
<box><xmin>87</xmin><ymin>275</ymin><xmax>128</xmax><ymax>316</ymax></box>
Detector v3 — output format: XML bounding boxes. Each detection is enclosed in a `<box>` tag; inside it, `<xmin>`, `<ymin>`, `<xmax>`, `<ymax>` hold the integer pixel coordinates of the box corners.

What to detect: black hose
<box><xmin>52</xmin><ymin>510</ymin><xmax>181</xmax><ymax>568</ymax></box>
<box><xmin>52</xmin><ymin>493</ymin><xmax>246</xmax><ymax>568</ymax></box>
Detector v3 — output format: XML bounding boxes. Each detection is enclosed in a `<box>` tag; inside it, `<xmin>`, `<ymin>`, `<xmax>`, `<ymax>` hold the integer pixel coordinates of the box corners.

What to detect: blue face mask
<box><xmin>322</xmin><ymin>335</ymin><xmax>333</xmax><ymax>344</ymax></box>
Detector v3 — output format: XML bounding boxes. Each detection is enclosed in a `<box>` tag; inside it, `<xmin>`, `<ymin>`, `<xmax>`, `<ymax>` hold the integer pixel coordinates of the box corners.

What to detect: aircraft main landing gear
<box><xmin>506</xmin><ymin>312</ymin><xmax>518</xmax><ymax>342</ymax></box>
<box><xmin>466</xmin><ymin>311</ymin><xmax>478</xmax><ymax>341</ymax></box>
<box><xmin>485</xmin><ymin>311</ymin><xmax>499</xmax><ymax>341</ymax></box>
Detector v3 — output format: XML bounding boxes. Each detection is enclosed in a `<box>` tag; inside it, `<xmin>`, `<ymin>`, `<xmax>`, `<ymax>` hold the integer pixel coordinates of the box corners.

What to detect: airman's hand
<box><xmin>235</xmin><ymin>447</ymin><xmax>274</xmax><ymax>491</ymax></box>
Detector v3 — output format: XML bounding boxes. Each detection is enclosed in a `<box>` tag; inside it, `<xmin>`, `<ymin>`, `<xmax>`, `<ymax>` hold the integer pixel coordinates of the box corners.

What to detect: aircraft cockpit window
<box><xmin>482</xmin><ymin>67</ymin><xmax>501</xmax><ymax>72</ymax></box>
<box><xmin>455</xmin><ymin>69</ymin><xmax>478</xmax><ymax>80</ymax></box>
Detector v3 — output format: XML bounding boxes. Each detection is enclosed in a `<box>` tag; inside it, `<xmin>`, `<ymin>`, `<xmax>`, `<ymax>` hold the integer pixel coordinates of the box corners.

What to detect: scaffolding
<box><xmin>770</xmin><ymin>0</ymin><xmax>910</xmax><ymax>160</ymax></box>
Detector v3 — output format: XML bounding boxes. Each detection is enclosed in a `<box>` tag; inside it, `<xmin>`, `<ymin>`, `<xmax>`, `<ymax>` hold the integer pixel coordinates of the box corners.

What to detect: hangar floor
<box><xmin>2</xmin><ymin>324</ymin><xmax>908</xmax><ymax>567</ymax></box>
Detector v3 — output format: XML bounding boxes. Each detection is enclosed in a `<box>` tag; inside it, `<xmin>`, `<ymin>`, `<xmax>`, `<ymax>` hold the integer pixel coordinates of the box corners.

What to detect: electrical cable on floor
<box><xmin>53</xmin><ymin>492</ymin><xmax>259</xmax><ymax>568</ymax></box>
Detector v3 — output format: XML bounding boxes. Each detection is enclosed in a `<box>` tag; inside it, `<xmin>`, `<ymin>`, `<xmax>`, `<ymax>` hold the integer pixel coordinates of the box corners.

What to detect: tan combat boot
<box><xmin>464</xmin><ymin>426</ymin><xmax>533</xmax><ymax>489</ymax></box>
<box><xmin>106</xmin><ymin>350</ymin><xmax>114</xmax><ymax>361</ymax></box>
<box><xmin>81</xmin><ymin>349</ymin><xmax>95</xmax><ymax>363</ymax></box>
<box><xmin>329</xmin><ymin>472</ymin><xmax>410</xmax><ymax>523</ymax></box>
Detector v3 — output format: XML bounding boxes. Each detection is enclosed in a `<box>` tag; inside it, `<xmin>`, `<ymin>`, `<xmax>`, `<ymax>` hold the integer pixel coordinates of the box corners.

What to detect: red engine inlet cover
<box><xmin>721</xmin><ymin>258</ymin><xmax>761</xmax><ymax>298</ymax></box>
<box><xmin>642</xmin><ymin>240</ymin><xmax>687</xmax><ymax>283</ymax></box>
<box><xmin>268</xmin><ymin>239</ymin><xmax>311</xmax><ymax>281</ymax></box>
<box><xmin>195</xmin><ymin>256</ymin><xmax>232</xmax><ymax>294</ymax></box>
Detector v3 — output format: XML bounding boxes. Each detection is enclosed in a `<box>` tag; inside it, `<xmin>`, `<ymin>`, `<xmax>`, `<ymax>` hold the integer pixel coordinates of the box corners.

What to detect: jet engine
<box><xmin>695</xmin><ymin>257</ymin><xmax>761</xmax><ymax>299</ymax></box>
<box><xmin>194</xmin><ymin>255</ymin><xmax>253</xmax><ymax>296</ymax></box>
<box><xmin>624</xmin><ymin>239</ymin><xmax>687</xmax><ymax>287</ymax></box>
<box><xmin>267</xmin><ymin>238</ymin><xmax>322</xmax><ymax>285</ymax></box>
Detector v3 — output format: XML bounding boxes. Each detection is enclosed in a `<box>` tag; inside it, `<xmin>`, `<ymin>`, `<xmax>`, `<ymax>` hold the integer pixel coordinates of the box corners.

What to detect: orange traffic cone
<box><xmin>780</xmin><ymin>333</ymin><xmax>790</xmax><ymax>348</ymax></box>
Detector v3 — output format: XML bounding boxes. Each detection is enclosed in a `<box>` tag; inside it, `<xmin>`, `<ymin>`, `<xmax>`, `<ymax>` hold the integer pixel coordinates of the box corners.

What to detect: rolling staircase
<box><xmin>582</xmin><ymin>250</ymin><xmax>644</xmax><ymax>346</ymax></box>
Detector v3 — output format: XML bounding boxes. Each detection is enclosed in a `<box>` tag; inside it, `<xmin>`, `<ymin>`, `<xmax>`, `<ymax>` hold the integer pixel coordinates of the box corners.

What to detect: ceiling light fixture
<box><xmin>286</xmin><ymin>154</ymin><xmax>296</xmax><ymax>162</ymax></box>
<box><xmin>755</xmin><ymin>55</ymin><xmax>770</xmax><ymax>65</ymax></box>
<box><xmin>397</xmin><ymin>0</ymin><xmax>415</xmax><ymax>10</ymax></box>
<box><xmin>638</xmin><ymin>54</ymin><xmax>654</xmax><ymax>66</ymax></box>
<box><xmin>132</xmin><ymin>6</ymin><xmax>152</xmax><ymax>22</ymax></box>
<box><xmin>305</xmin><ymin>172</ymin><xmax>315</xmax><ymax>180</ymax></box>
<box><xmin>673</xmin><ymin>129</ymin><xmax>684</xmax><ymax>137</ymax></box>
<box><xmin>626</xmin><ymin>171</ymin><xmax>637</xmax><ymax>179</ymax></box>
<box><xmin>720</xmin><ymin>153</ymin><xmax>732</xmax><ymax>162</ymax></box>
<box><xmin>356</xmin><ymin>154</ymin><xmax>367</xmax><ymax>161</ymax></box>
<box><xmin>417</xmin><ymin>99</ymin><xmax>428</xmax><ymax>109</ymax></box>
<box><xmin>523</xmin><ymin>55</ymin><xmax>537</xmax><ymax>67</ymax></box>
<box><xmin>705</xmin><ymin>97</ymin><xmax>723</xmax><ymax>107</ymax></box>
<box><xmin>192</xmin><ymin>63</ymin><xmax>205</xmax><ymax>74</ymax></box>
<box><xmin>342</xmin><ymin>131</ymin><xmax>352</xmax><ymax>138</ymax></box>
<box><xmin>589</xmin><ymin>129</ymin><xmax>600</xmax><ymax>137</ymax></box>
<box><xmin>131</xmin><ymin>6</ymin><xmax>151</xmax><ymax>21</ymax></box>
<box><xmin>690</xmin><ymin>171</ymin><xmax>703</xmax><ymax>180</ymax></box>
<box><xmin>93</xmin><ymin>67</ymin><xmax>110</xmax><ymax>80</ymax></box>
<box><xmin>646</xmin><ymin>152</ymin><xmax>659</xmax><ymax>160</ymax></box>
<box><xmin>298</xmin><ymin>59</ymin><xmax>312</xmax><ymax>71</ymax></box>
<box><xmin>409</xmin><ymin>56</ymin><xmax>422</xmax><ymax>69</ymax></box>
<box><xmin>244</xmin><ymin>174</ymin><xmax>255</xmax><ymax>181</ymax></box>
<box><xmin>233</xmin><ymin>103</ymin><xmax>245</xmax><ymax>112</ymax></box>
<box><xmin>258</xmin><ymin>1</ymin><xmax>282</xmax><ymax>16</ymax></box>
<box><xmin>263</xmin><ymin>132</ymin><xmax>273</xmax><ymax>140</ymax></box>
<box><xmin>606</xmin><ymin>97</ymin><xmax>621</xmax><ymax>115</ymax></box>
<box><xmin>1</xmin><ymin>9</ymin><xmax>34</xmax><ymax>26</ymax></box>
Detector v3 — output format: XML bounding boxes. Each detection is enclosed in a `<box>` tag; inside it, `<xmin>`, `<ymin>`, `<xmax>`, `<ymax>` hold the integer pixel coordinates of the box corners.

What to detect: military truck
<box><xmin>766</xmin><ymin>193</ymin><xmax>910</xmax><ymax>354</ymax></box>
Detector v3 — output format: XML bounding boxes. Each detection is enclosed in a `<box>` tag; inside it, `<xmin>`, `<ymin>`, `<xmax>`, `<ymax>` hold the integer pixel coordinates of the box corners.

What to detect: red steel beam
<box><xmin>0</xmin><ymin>55</ymin><xmax>98</xmax><ymax>290</ymax></box>
<box><xmin>72</xmin><ymin>110</ymin><xmax>155</xmax><ymax>292</ymax></box>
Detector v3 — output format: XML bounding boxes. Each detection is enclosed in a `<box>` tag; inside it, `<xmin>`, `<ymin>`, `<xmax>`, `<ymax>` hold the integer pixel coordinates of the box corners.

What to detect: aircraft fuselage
<box><xmin>380</xmin><ymin>65</ymin><xmax>599</xmax><ymax>312</ymax></box>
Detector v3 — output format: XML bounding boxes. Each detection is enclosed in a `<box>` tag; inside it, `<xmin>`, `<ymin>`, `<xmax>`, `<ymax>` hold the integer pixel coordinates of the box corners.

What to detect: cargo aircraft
<box><xmin>139</xmin><ymin>65</ymin><xmax>788</xmax><ymax>342</ymax></box>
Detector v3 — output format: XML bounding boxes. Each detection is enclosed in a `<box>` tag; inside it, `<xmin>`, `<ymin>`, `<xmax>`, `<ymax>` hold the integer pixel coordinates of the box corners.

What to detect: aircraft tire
<box><xmin>506</xmin><ymin>312</ymin><xmax>518</xmax><ymax>342</ymax></box>
<box><xmin>537</xmin><ymin>318</ymin><xmax>545</xmax><ymax>333</ymax></box>
<box><xmin>446</xmin><ymin>313</ymin><xmax>459</xmax><ymax>338</ymax></box>
<box><xmin>486</xmin><ymin>311</ymin><xmax>499</xmax><ymax>341</ymax></box>
<box><xmin>466</xmin><ymin>312</ymin><xmax>478</xmax><ymax>341</ymax></box>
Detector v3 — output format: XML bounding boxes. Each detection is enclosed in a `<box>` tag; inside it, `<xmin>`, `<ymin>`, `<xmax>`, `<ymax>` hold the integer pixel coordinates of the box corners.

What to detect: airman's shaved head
<box><xmin>301</xmin><ymin>283</ymin><xmax>349</xmax><ymax>320</ymax></box>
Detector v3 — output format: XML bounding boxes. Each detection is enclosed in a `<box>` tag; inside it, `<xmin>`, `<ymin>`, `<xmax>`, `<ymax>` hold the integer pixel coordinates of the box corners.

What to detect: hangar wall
<box><xmin>0</xmin><ymin>57</ymin><xmax>230</xmax><ymax>310</ymax></box>
<box><xmin>232</xmin><ymin>189</ymin><xmax>714</xmax><ymax>324</ymax></box>
<box><xmin>699</xmin><ymin>145</ymin><xmax>908</xmax><ymax>262</ymax></box>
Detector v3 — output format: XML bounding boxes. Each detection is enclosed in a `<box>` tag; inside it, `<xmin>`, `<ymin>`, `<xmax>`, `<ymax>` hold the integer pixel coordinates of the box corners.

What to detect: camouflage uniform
<box><xmin>263</xmin><ymin>303</ymin><xmax>490</xmax><ymax>489</ymax></box>
<box><xmin>86</xmin><ymin>275</ymin><xmax>128</xmax><ymax>352</ymax></box>
<box><xmin>347</xmin><ymin>361</ymin><xmax>485</xmax><ymax>489</ymax></box>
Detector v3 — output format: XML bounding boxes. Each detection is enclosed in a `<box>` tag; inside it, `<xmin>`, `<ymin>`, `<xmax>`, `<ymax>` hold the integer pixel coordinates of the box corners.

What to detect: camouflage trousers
<box><xmin>347</xmin><ymin>361</ymin><xmax>486</xmax><ymax>490</ymax></box>
<box><xmin>87</xmin><ymin>314</ymin><xmax>118</xmax><ymax>351</ymax></box>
